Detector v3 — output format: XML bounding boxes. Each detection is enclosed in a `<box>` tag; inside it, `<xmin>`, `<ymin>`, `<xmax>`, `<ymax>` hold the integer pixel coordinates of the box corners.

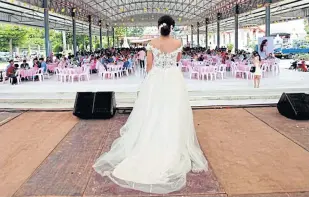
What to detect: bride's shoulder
<box><xmin>148</xmin><ymin>38</ymin><xmax>159</xmax><ymax>45</ymax></box>
<box><xmin>173</xmin><ymin>39</ymin><xmax>182</xmax><ymax>47</ymax></box>
<box><xmin>150</xmin><ymin>38</ymin><xmax>181</xmax><ymax>46</ymax></box>
<box><xmin>147</xmin><ymin>38</ymin><xmax>182</xmax><ymax>52</ymax></box>
<box><xmin>146</xmin><ymin>39</ymin><xmax>158</xmax><ymax>50</ymax></box>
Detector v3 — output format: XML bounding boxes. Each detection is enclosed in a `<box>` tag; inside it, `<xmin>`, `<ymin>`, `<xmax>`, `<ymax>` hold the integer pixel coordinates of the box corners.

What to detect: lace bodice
<box><xmin>146</xmin><ymin>43</ymin><xmax>182</xmax><ymax>69</ymax></box>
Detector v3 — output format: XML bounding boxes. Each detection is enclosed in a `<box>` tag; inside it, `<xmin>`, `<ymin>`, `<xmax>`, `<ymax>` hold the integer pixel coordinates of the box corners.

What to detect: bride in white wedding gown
<box><xmin>93</xmin><ymin>15</ymin><xmax>208</xmax><ymax>194</ymax></box>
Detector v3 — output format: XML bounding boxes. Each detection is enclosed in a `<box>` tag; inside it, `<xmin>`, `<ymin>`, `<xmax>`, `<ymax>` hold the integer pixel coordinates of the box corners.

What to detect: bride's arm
<box><xmin>146</xmin><ymin>51</ymin><xmax>153</xmax><ymax>73</ymax></box>
<box><xmin>177</xmin><ymin>52</ymin><xmax>182</xmax><ymax>62</ymax></box>
<box><xmin>176</xmin><ymin>41</ymin><xmax>183</xmax><ymax>62</ymax></box>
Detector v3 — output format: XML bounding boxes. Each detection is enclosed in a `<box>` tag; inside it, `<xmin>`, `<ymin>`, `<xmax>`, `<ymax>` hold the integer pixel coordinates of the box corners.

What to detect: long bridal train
<box><xmin>93</xmin><ymin>44</ymin><xmax>208</xmax><ymax>194</ymax></box>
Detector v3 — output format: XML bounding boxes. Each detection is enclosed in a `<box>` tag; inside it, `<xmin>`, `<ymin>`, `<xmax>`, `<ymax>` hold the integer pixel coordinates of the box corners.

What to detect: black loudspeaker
<box><xmin>73</xmin><ymin>92</ymin><xmax>116</xmax><ymax>119</ymax></box>
<box><xmin>277</xmin><ymin>93</ymin><xmax>309</xmax><ymax>120</ymax></box>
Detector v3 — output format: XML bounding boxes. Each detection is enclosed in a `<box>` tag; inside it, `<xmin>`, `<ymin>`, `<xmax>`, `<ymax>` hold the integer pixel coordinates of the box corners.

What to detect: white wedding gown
<box><xmin>93</xmin><ymin>43</ymin><xmax>208</xmax><ymax>194</ymax></box>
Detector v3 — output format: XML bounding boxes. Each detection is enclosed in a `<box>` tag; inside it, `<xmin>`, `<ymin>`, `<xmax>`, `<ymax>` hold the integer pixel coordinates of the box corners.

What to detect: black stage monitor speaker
<box><xmin>73</xmin><ymin>92</ymin><xmax>116</xmax><ymax>119</ymax></box>
<box><xmin>277</xmin><ymin>93</ymin><xmax>309</xmax><ymax>120</ymax></box>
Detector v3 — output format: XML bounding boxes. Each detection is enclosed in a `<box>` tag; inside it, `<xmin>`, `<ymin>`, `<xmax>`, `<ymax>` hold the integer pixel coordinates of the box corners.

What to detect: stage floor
<box><xmin>0</xmin><ymin>60</ymin><xmax>309</xmax><ymax>108</ymax></box>
<box><xmin>1</xmin><ymin>107</ymin><xmax>309</xmax><ymax>197</ymax></box>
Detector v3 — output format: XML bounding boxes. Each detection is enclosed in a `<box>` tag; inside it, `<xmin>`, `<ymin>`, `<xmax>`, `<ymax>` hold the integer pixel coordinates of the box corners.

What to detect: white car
<box><xmin>0</xmin><ymin>52</ymin><xmax>11</xmax><ymax>61</ymax></box>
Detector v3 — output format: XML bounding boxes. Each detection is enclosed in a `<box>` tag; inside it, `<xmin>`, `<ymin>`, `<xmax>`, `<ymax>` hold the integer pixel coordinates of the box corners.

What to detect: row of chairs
<box><xmin>181</xmin><ymin>62</ymin><xmax>227</xmax><ymax>81</ymax></box>
<box><xmin>55</xmin><ymin>67</ymin><xmax>90</xmax><ymax>82</ymax></box>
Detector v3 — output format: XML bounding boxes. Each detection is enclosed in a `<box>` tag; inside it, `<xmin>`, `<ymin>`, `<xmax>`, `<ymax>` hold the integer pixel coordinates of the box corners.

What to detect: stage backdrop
<box><xmin>258</xmin><ymin>37</ymin><xmax>274</xmax><ymax>59</ymax></box>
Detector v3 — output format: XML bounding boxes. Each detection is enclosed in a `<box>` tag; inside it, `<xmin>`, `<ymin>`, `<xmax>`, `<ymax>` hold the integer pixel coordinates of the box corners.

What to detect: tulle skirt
<box><xmin>93</xmin><ymin>66</ymin><xmax>208</xmax><ymax>194</ymax></box>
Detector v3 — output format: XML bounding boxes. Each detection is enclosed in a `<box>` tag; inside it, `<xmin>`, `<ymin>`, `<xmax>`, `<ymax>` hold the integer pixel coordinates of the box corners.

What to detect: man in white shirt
<box><xmin>137</xmin><ymin>49</ymin><xmax>146</xmax><ymax>69</ymax></box>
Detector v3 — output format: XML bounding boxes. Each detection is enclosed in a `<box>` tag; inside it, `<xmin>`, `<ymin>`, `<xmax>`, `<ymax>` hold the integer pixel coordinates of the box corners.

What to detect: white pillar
<box><xmin>62</xmin><ymin>31</ymin><xmax>67</xmax><ymax>52</ymax></box>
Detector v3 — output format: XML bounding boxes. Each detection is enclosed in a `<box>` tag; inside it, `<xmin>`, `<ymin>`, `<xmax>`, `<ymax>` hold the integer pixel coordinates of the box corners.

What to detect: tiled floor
<box><xmin>0</xmin><ymin>107</ymin><xmax>309</xmax><ymax>197</ymax></box>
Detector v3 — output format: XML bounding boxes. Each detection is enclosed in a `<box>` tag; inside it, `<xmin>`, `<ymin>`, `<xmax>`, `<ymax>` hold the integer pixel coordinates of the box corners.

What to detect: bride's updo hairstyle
<box><xmin>158</xmin><ymin>15</ymin><xmax>175</xmax><ymax>36</ymax></box>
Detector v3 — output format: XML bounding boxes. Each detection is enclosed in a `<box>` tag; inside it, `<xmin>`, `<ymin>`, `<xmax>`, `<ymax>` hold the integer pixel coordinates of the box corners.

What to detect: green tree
<box><xmin>0</xmin><ymin>24</ymin><xmax>29</xmax><ymax>52</ymax></box>
<box><xmin>50</xmin><ymin>30</ymin><xmax>63</xmax><ymax>52</ymax></box>
<box><xmin>53</xmin><ymin>44</ymin><xmax>63</xmax><ymax>53</ymax></box>
<box><xmin>79</xmin><ymin>44</ymin><xmax>85</xmax><ymax>51</ymax></box>
<box><xmin>94</xmin><ymin>43</ymin><xmax>100</xmax><ymax>50</ymax></box>
<box><xmin>24</xmin><ymin>27</ymin><xmax>44</xmax><ymax>46</ymax></box>
<box><xmin>115</xmin><ymin>27</ymin><xmax>144</xmax><ymax>37</ymax></box>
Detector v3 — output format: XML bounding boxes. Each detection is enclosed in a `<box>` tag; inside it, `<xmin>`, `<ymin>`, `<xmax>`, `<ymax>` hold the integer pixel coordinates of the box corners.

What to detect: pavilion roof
<box><xmin>1</xmin><ymin>0</ymin><xmax>308</xmax><ymax>34</ymax></box>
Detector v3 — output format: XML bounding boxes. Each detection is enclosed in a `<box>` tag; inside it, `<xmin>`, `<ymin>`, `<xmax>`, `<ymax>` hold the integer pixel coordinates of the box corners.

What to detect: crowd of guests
<box><xmin>74</xmin><ymin>48</ymin><xmax>147</xmax><ymax>73</ymax></box>
<box><xmin>3</xmin><ymin>45</ymin><xmax>307</xmax><ymax>85</ymax></box>
<box><xmin>182</xmin><ymin>47</ymin><xmax>278</xmax><ymax>64</ymax></box>
<box><xmin>2</xmin><ymin>47</ymin><xmax>148</xmax><ymax>85</ymax></box>
<box><xmin>4</xmin><ymin>58</ymin><xmax>48</xmax><ymax>84</ymax></box>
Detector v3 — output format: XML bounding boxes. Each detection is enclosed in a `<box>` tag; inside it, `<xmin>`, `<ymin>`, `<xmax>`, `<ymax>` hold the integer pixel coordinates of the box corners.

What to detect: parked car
<box><xmin>274</xmin><ymin>48</ymin><xmax>309</xmax><ymax>59</ymax></box>
<box><xmin>0</xmin><ymin>52</ymin><xmax>11</xmax><ymax>61</ymax></box>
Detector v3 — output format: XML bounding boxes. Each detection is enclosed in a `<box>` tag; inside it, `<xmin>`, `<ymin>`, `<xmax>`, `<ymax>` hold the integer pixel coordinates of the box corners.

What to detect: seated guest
<box><xmin>6</xmin><ymin>62</ymin><xmax>17</xmax><ymax>84</ymax></box>
<box><xmin>20</xmin><ymin>60</ymin><xmax>30</xmax><ymax>69</ymax></box>
<box><xmin>128</xmin><ymin>55</ymin><xmax>133</xmax><ymax>64</ymax></box>
<box><xmin>193</xmin><ymin>54</ymin><xmax>198</xmax><ymax>60</ymax></box>
<box><xmin>39</xmin><ymin>58</ymin><xmax>47</xmax><ymax>72</ymax></box>
<box><xmin>100</xmin><ymin>55</ymin><xmax>107</xmax><ymax>64</ymax></box>
<box><xmin>6</xmin><ymin>60</ymin><xmax>14</xmax><ymax>71</ymax></box>
<box><xmin>107</xmin><ymin>56</ymin><xmax>114</xmax><ymax>63</ymax></box>
<box><xmin>300</xmin><ymin>60</ymin><xmax>308</xmax><ymax>72</ymax></box>
<box><xmin>95</xmin><ymin>56</ymin><xmax>102</xmax><ymax>71</ymax></box>
<box><xmin>46</xmin><ymin>57</ymin><xmax>52</xmax><ymax>64</ymax></box>
<box><xmin>33</xmin><ymin>58</ymin><xmax>39</xmax><ymax>68</ymax></box>
<box><xmin>267</xmin><ymin>53</ymin><xmax>274</xmax><ymax>59</ymax></box>
<box><xmin>123</xmin><ymin>57</ymin><xmax>130</xmax><ymax>69</ymax></box>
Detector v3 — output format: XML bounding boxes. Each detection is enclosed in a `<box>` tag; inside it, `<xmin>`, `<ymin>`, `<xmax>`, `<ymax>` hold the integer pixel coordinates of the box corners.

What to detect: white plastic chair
<box><xmin>127</xmin><ymin>61</ymin><xmax>134</xmax><ymax>74</ymax></box>
<box><xmin>243</xmin><ymin>66</ymin><xmax>252</xmax><ymax>80</ymax></box>
<box><xmin>217</xmin><ymin>64</ymin><xmax>227</xmax><ymax>80</ymax></box>
<box><xmin>188</xmin><ymin>65</ymin><xmax>199</xmax><ymax>80</ymax></box>
<box><xmin>68</xmin><ymin>68</ymin><xmax>80</xmax><ymax>83</ymax></box>
<box><xmin>261</xmin><ymin>64</ymin><xmax>268</xmax><ymax>78</ymax></box>
<box><xmin>33</xmin><ymin>68</ymin><xmax>44</xmax><ymax>81</ymax></box>
<box><xmin>98</xmin><ymin>65</ymin><xmax>114</xmax><ymax>80</ymax></box>
<box><xmin>79</xmin><ymin>67</ymin><xmax>90</xmax><ymax>81</ymax></box>
<box><xmin>199</xmin><ymin>67</ymin><xmax>210</xmax><ymax>80</ymax></box>
<box><xmin>9</xmin><ymin>70</ymin><xmax>22</xmax><ymax>84</ymax></box>
<box><xmin>1</xmin><ymin>72</ymin><xmax>7</xmax><ymax>84</ymax></box>
<box><xmin>208</xmin><ymin>66</ymin><xmax>217</xmax><ymax>80</ymax></box>
<box><xmin>114</xmin><ymin>66</ymin><xmax>123</xmax><ymax>78</ymax></box>
<box><xmin>59</xmin><ymin>69</ymin><xmax>70</xmax><ymax>82</ymax></box>
<box><xmin>55</xmin><ymin>67</ymin><xmax>61</xmax><ymax>81</ymax></box>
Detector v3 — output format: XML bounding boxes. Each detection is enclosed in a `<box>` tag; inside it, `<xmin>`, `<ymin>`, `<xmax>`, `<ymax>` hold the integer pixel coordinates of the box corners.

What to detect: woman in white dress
<box><xmin>253</xmin><ymin>52</ymin><xmax>262</xmax><ymax>88</ymax></box>
<box><xmin>93</xmin><ymin>15</ymin><xmax>208</xmax><ymax>194</ymax></box>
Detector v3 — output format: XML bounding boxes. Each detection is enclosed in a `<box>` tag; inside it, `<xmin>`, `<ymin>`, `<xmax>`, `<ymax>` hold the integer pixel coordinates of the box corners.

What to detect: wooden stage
<box><xmin>1</xmin><ymin>107</ymin><xmax>309</xmax><ymax>197</ymax></box>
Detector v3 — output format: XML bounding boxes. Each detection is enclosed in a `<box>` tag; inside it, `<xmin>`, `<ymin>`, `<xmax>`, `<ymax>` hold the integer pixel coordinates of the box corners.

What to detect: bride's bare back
<box><xmin>150</xmin><ymin>37</ymin><xmax>182</xmax><ymax>53</ymax></box>
<box><xmin>146</xmin><ymin>37</ymin><xmax>182</xmax><ymax>72</ymax></box>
